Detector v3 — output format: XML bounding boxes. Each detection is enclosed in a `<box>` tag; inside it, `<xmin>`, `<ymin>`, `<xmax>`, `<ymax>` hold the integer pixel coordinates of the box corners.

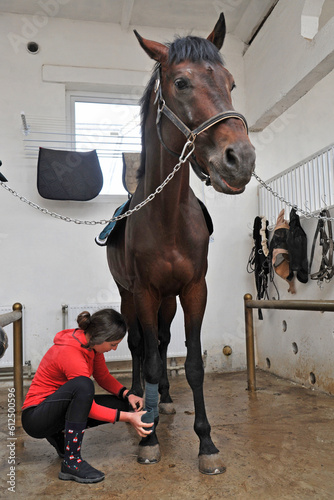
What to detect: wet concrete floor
<box><xmin>1</xmin><ymin>370</ymin><xmax>334</xmax><ymax>500</ymax></box>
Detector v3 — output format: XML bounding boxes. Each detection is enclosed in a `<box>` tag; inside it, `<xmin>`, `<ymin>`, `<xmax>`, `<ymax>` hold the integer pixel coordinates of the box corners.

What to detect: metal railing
<box><xmin>243</xmin><ymin>294</ymin><xmax>334</xmax><ymax>392</ymax></box>
<box><xmin>258</xmin><ymin>143</ymin><xmax>334</xmax><ymax>227</ymax></box>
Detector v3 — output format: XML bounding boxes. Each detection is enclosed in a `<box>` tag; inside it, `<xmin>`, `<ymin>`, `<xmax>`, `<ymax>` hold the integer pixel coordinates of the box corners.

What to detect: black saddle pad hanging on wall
<box><xmin>37</xmin><ymin>148</ymin><xmax>103</xmax><ymax>201</ymax></box>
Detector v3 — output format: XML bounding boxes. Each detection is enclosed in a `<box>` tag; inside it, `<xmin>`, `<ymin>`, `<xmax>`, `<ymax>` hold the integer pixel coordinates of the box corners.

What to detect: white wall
<box><xmin>0</xmin><ymin>12</ymin><xmax>256</xmax><ymax>374</ymax></box>
<box><xmin>246</xmin><ymin>1</ymin><xmax>334</xmax><ymax>394</ymax></box>
<box><xmin>244</xmin><ymin>0</ymin><xmax>334</xmax><ymax>131</ymax></box>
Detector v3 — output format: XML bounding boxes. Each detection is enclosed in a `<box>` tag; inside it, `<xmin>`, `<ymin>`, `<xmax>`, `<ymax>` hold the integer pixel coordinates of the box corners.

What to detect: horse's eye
<box><xmin>174</xmin><ymin>78</ymin><xmax>189</xmax><ymax>90</ymax></box>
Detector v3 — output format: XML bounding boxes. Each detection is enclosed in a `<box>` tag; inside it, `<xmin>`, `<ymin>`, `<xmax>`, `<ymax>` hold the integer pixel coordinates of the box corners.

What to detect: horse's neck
<box><xmin>144</xmin><ymin>148</ymin><xmax>191</xmax><ymax>215</ymax></box>
<box><xmin>141</xmin><ymin>101</ymin><xmax>192</xmax><ymax>222</ymax></box>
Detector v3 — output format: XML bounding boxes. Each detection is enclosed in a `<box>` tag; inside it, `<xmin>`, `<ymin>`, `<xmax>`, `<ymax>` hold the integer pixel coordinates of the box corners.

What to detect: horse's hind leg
<box><xmin>180</xmin><ymin>282</ymin><xmax>226</xmax><ymax>475</ymax></box>
<box><xmin>158</xmin><ymin>296</ymin><xmax>177</xmax><ymax>415</ymax></box>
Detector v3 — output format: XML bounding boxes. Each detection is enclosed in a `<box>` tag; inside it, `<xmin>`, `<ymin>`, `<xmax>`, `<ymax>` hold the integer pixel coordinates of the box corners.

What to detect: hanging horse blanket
<box><xmin>37</xmin><ymin>148</ymin><xmax>103</xmax><ymax>201</ymax></box>
<box><xmin>287</xmin><ymin>208</ymin><xmax>308</xmax><ymax>284</ymax></box>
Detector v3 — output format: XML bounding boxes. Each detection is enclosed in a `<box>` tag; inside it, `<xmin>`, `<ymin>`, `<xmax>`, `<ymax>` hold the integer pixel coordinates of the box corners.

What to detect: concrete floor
<box><xmin>1</xmin><ymin>370</ymin><xmax>334</xmax><ymax>500</ymax></box>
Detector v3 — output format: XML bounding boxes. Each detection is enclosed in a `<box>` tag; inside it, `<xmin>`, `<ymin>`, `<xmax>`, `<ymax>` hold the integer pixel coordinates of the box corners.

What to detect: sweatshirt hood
<box><xmin>53</xmin><ymin>329</ymin><xmax>88</xmax><ymax>349</ymax></box>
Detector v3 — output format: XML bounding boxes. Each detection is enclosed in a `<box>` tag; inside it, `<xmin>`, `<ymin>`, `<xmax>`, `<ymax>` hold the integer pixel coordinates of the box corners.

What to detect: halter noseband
<box><xmin>154</xmin><ymin>67</ymin><xmax>249</xmax><ymax>185</ymax></box>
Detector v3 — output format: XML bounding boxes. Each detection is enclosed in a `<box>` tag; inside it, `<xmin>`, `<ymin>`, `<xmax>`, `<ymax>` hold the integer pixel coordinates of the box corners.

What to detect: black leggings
<box><xmin>22</xmin><ymin>376</ymin><xmax>130</xmax><ymax>439</ymax></box>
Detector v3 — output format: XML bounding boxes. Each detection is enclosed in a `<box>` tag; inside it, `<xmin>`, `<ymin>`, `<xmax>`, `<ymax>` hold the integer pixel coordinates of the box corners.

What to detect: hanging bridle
<box><xmin>153</xmin><ymin>66</ymin><xmax>249</xmax><ymax>185</ymax></box>
<box><xmin>309</xmin><ymin>209</ymin><xmax>334</xmax><ymax>282</ymax></box>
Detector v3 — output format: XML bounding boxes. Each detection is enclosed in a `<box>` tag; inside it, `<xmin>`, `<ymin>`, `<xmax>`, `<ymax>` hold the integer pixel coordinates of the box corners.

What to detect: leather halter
<box><xmin>153</xmin><ymin>67</ymin><xmax>249</xmax><ymax>185</ymax></box>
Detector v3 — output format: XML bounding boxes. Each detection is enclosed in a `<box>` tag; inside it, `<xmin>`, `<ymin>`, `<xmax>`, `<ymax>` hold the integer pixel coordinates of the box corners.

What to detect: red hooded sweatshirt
<box><xmin>22</xmin><ymin>329</ymin><xmax>125</xmax><ymax>423</ymax></box>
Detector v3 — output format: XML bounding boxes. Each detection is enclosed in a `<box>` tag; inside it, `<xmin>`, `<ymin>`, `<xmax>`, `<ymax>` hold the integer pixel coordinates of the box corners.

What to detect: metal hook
<box><xmin>268</xmin><ymin>216</ymin><xmax>276</xmax><ymax>231</ymax></box>
<box><xmin>321</xmin><ymin>194</ymin><xmax>328</xmax><ymax>208</ymax></box>
<box><xmin>303</xmin><ymin>200</ymin><xmax>312</xmax><ymax>218</ymax></box>
<box><xmin>20</xmin><ymin>112</ymin><xmax>30</xmax><ymax>136</ymax></box>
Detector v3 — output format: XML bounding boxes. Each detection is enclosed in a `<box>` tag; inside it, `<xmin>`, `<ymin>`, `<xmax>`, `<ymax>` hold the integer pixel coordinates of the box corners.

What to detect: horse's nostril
<box><xmin>225</xmin><ymin>147</ymin><xmax>237</xmax><ymax>165</ymax></box>
<box><xmin>223</xmin><ymin>143</ymin><xmax>256</xmax><ymax>171</ymax></box>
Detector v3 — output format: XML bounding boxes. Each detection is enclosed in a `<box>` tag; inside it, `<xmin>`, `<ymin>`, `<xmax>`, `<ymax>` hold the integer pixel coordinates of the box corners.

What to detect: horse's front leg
<box><xmin>134</xmin><ymin>289</ymin><xmax>163</xmax><ymax>464</ymax></box>
<box><xmin>180</xmin><ymin>281</ymin><xmax>226</xmax><ymax>475</ymax></box>
<box><xmin>158</xmin><ymin>296</ymin><xmax>177</xmax><ymax>414</ymax></box>
<box><xmin>118</xmin><ymin>286</ymin><xmax>144</xmax><ymax>397</ymax></box>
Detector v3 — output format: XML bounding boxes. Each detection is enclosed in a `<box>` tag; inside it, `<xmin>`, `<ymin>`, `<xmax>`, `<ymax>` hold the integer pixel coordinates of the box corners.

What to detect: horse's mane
<box><xmin>137</xmin><ymin>36</ymin><xmax>224</xmax><ymax>180</ymax></box>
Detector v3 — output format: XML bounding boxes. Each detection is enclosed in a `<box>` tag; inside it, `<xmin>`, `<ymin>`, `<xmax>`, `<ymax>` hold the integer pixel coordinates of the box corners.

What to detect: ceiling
<box><xmin>0</xmin><ymin>0</ymin><xmax>279</xmax><ymax>44</ymax></box>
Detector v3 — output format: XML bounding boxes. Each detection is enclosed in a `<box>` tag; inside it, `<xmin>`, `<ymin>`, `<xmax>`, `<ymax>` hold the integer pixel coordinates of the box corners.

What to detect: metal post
<box><xmin>13</xmin><ymin>303</ymin><xmax>23</xmax><ymax>414</ymax></box>
<box><xmin>244</xmin><ymin>294</ymin><xmax>256</xmax><ymax>392</ymax></box>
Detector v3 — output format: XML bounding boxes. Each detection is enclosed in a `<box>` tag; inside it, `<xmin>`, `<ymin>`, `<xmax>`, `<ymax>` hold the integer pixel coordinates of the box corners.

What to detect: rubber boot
<box><xmin>58</xmin><ymin>421</ymin><xmax>104</xmax><ymax>484</ymax></box>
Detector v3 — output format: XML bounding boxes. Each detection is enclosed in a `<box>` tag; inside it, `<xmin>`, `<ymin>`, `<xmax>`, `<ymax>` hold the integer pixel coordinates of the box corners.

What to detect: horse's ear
<box><xmin>207</xmin><ymin>12</ymin><xmax>226</xmax><ymax>50</ymax></box>
<box><xmin>134</xmin><ymin>30</ymin><xmax>168</xmax><ymax>63</ymax></box>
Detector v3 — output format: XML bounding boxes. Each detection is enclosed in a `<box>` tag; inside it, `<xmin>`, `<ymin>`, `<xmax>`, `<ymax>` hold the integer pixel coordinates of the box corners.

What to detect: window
<box><xmin>69</xmin><ymin>94</ymin><xmax>141</xmax><ymax>196</ymax></box>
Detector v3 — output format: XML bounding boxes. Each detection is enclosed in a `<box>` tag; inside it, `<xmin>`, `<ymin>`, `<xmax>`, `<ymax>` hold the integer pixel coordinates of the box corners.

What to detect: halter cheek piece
<box><xmin>154</xmin><ymin>67</ymin><xmax>249</xmax><ymax>186</ymax></box>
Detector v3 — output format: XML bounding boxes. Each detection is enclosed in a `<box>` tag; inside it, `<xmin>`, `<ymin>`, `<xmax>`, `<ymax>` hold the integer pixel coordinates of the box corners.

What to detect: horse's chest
<box><xmin>136</xmin><ymin>245</ymin><xmax>206</xmax><ymax>291</ymax></box>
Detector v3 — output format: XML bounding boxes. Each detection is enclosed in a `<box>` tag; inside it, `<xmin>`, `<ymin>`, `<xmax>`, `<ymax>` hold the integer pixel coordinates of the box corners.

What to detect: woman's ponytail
<box><xmin>77</xmin><ymin>311</ymin><xmax>91</xmax><ymax>331</ymax></box>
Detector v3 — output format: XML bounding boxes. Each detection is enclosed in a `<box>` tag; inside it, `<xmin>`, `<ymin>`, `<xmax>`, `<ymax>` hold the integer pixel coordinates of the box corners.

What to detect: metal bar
<box><xmin>245</xmin><ymin>298</ymin><xmax>334</xmax><ymax>312</ymax></box>
<box><xmin>0</xmin><ymin>310</ymin><xmax>21</xmax><ymax>327</ymax></box>
<box><xmin>243</xmin><ymin>295</ymin><xmax>334</xmax><ymax>393</ymax></box>
<box><xmin>12</xmin><ymin>303</ymin><xmax>23</xmax><ymax>415</ymax></box>
<box><xmin>244</xmin><ymin>294</ymin><xmax>256</xmax><ymax>392</ymax></box>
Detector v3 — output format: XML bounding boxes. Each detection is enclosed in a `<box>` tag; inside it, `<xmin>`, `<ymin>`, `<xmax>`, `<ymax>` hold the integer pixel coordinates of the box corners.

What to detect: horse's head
<box><xmin>134</xmin><ymin>13</ymin><xmax>255</xmax><ymax>194</ymax></box>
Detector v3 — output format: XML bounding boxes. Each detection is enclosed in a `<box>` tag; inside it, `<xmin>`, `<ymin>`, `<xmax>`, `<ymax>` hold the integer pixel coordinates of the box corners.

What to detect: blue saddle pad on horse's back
<box><xmin>95</xmin><ymin>200</ymin><xmax>130</xmax><ymax>246</ymax></box>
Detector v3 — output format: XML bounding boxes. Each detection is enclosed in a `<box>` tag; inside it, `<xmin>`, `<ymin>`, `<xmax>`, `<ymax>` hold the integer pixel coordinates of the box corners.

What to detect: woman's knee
<box><xmin>74</xmin><ymin>376</ymin><xmax>95</xmax><ymax>392</ymax></box>
<box><xmin>65</xmin><ymin>377</ymin><xmax>95</xmax><ymax>423</ymax></box>
<box><xmin>71</xmin><ymin>376</ymin><xmax>95</xmax><ymax>402</ymax></box>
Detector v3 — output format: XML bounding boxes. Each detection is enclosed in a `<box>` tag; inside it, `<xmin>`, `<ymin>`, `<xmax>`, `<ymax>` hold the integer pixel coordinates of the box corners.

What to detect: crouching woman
<box><xmin>21</xmin><ymin>308</ymin><xmax>152</xmax><ymax>484</ymax></box>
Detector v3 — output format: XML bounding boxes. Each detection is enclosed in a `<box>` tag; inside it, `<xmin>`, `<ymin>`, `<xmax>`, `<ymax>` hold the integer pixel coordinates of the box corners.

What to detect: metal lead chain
<box><xmin>252</xmin><ymin>171</ymin><xmax>334</xmax><ymax>222</ymax></box>
<box><xmin>4</xmin><ymin>151</ymin><xmax>331</xmax><ymax>225</ymax></box>
<box><xmin>0</xmin><ymin>140</ymin><xmax>195</xmax><ymax>225</ymax></box>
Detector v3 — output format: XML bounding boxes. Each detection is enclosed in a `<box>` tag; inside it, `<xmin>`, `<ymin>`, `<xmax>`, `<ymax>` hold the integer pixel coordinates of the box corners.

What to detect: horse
<box><xmin>107</xmin><ymin>12</ymin><xmax>256</xmax><ymax>474</ymax></box>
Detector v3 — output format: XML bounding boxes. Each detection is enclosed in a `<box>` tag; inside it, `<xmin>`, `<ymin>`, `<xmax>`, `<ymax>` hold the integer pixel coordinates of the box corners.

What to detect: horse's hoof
<box><xmin>199</xmin><ymin>453</ymin><xmax>226</xmax><ymax>475</ymax></box>
<box><xmin>137</xmin><ymin>444</ymin><xmax>161</xmax><ymax>465</ymax></box>
<box><xmin>159</xmin><ymin>402</ymin><xmax>176</xmax><ymax>415</ymax></box>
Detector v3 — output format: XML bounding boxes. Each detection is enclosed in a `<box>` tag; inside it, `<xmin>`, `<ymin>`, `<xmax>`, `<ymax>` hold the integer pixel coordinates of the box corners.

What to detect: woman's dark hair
<box><xmin>77</xmin><ymin>308</ymin><xmax>127</xmax><ymax>348</ymax></box>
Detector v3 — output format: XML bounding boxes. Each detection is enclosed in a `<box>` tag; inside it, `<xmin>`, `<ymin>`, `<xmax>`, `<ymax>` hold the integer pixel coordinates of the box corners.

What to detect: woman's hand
<box><xmin>119</xmin><ymin>411</ymin><xmax>154</xmax><ymax>437</ymax></box>
<box><xmin>127</xmin><ymin>394</ymin><xmax>144</xmax><ymax>411</ymax></box>
<box><xmin>123</xmin><ymin>390</ymin><xmax>143</xmax><ymax>411</ymax></box>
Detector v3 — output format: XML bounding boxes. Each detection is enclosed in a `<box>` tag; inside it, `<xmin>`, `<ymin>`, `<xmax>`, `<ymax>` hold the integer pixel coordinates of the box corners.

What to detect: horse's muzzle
<box><xmin>208</xmin><ymin>141</ymin><xmax>256</xmax><ymax>194</ymax></box>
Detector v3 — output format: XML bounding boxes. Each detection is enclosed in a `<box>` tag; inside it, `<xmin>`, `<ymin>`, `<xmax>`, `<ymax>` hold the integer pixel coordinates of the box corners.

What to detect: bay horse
<box><xmin>107</xmin><ymin>13</ymin><xmax>255</xmax><ymax>474</ymax></box>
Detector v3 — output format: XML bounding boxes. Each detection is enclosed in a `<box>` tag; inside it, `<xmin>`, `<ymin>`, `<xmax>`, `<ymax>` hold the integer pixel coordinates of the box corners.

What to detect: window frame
<box><xmin>66</xmin><ymin>90</ymin><xmax>142</xmax><ymax>203</ymax></box>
